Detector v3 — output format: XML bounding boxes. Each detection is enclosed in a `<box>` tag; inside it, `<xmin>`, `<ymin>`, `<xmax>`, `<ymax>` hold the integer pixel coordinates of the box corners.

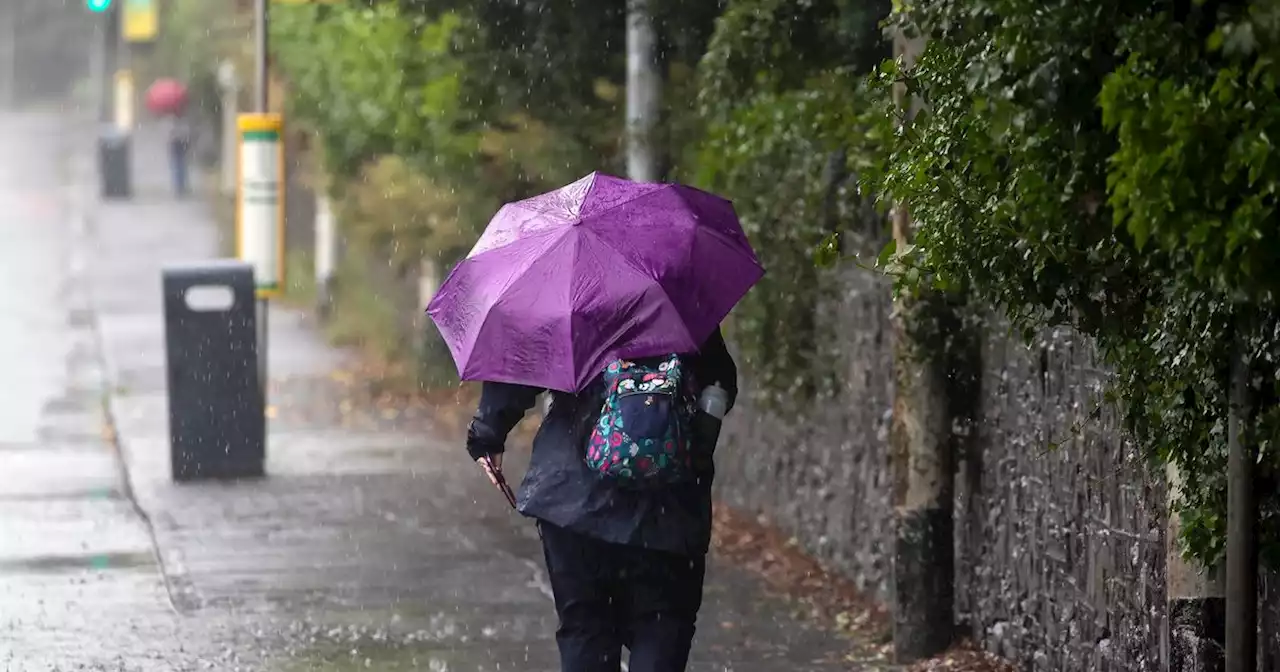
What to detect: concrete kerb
<box><xmin>67</xmin><ymin>129</ymin><xmax>187</xmax><ymax>618</ymax></box>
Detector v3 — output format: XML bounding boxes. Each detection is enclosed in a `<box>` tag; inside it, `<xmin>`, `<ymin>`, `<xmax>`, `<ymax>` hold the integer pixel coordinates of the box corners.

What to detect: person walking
<box><xmin>165</xmin><ymin>110</ymin><xmax>193</xmax><ymax>198</ymax></box>
<box><xmin>425</xmin><ymin>172</ymin><xmax>763</xmax><ymax>672</ymax></box>
<box><xmin>467</xmin><ymin>329</ymin><xmax>737</xmax><ymax>671</ymax></box>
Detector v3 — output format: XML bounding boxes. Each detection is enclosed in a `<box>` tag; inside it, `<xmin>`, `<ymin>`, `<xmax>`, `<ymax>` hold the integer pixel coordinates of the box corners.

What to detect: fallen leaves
<box><xmin>906</xmin><ymin>641</ymin><xmax>1018</xmax><ymax>672</ymax></box>
<box><xmin>709</xmin><ymin>509</ymin><xmax>1018</xmax><ymax>671</ymax></box>
<box><xmin>710</xmin><ymin>505</ymin><xmax>890</xmax><ymax>658</ymax></box>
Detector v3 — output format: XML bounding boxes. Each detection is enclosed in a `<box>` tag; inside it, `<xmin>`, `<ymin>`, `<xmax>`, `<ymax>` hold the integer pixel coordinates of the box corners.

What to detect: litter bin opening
<box><xmin>184</xmin><ymin>285</ymin><xmax>236</xmax><ymax>312</ymax></box>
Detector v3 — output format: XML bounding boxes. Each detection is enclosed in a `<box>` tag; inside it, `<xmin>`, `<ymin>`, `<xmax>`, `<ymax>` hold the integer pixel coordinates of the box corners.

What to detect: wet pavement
<box><xmin>0</xmin><ymin>113</ymin><xmax>221</xmax><ymax>670</ymax></box>
<box><xmin>1</xmin><ymin>111</ymin><xmax>878</xmax><ymax>670</ymax></box>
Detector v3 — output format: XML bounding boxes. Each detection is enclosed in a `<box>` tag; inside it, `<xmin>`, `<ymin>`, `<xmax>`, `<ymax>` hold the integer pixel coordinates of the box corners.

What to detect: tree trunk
<box><xmin>889</xmin><ymin>27</ymin><xmax>957</xmax><ymax>663</ymax></box>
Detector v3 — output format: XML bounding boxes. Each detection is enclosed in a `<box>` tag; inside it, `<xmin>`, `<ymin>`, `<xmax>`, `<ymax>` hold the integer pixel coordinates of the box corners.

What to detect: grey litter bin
<box><xmin>162</xmin><ymin>260</ymin><xmax>265</xmax><ymax>481</ymax></box>
<box><xmin>97</xmin><ymin>125</ymin><xmax>132</xmax><ymax>200</ymax></box>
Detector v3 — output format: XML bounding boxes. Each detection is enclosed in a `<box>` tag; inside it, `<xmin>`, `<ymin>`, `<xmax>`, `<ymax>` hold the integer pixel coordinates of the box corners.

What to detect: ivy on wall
<box><xmin>870</xmin><ymin>0</ymin><xmax>1280</xmax><ymax>566</ymax></box>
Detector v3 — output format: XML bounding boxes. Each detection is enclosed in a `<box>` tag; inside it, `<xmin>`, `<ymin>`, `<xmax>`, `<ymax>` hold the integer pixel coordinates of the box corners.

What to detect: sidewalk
<box><xmin>85</xmin><ymin>124</ymin><xmax>876</xmax><ymax>670</ymax></box>
<box><xmin>0</xmin><ymin>112</ymin><xmax>241</xmax><ymax>672</ymax></box>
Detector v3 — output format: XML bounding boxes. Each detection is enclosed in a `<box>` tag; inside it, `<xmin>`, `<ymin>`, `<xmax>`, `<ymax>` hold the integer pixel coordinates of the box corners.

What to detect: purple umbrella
<box><xmin>426</xmin><ymin>172</ymin><xmax>764</xmax><ymax>393</ymax></box>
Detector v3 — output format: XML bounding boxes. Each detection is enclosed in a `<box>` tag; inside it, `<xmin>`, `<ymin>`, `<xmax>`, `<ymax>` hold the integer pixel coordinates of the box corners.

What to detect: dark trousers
<box><xmin>539</xmin><ymin>522</ymin><xmax>706</xmax><ymax>672</ymax></box>
<box><xmin>169</xmin><ymin>139</ymin><xmax>189</xmax><ymax>197</ymax></box>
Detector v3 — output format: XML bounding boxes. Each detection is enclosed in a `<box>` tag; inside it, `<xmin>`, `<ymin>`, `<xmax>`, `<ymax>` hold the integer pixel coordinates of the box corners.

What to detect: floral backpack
<box><xmin>584</xmin><ymin>353</ymin><xmax>698</xmax><ymax>487</ymax></box>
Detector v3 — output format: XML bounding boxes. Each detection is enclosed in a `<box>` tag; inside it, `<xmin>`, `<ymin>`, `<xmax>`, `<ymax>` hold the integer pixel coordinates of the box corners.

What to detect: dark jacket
<box><xmin>465</xmin><ymin>328</ymin><xmax>738</xmax><ymax>557</ymax></box>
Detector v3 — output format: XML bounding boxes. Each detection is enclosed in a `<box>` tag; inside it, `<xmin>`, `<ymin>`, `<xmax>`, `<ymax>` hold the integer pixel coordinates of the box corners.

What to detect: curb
<box><xmin>66</xmin><ymin>120</ymin><xmax>185</xmax><ymax>617</ymax></box>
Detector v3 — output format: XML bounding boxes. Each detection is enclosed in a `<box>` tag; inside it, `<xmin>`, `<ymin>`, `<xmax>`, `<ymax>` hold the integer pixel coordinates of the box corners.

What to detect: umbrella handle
<box><xmin>482</xmin><ymin>455</ymin><xmax>518</xmax><ymax>509</ymax></box>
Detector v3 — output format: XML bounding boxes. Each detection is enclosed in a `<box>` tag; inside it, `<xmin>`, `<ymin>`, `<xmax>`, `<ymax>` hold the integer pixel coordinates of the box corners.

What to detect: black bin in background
<box><xmin>162</xmin><ymin>261</ymin><xmax>265</xmax><ymax>481</ymax></box>
<box><xmin>97</xmin><ymin>126</ymin><xmax>132</xmax><ymax>200</ymax></box>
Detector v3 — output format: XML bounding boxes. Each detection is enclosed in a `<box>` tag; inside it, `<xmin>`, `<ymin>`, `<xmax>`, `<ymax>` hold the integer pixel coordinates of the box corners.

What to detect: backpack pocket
<box><xmin>615</xmin><ymin>391</ymin><xmax>674</xmax><ymax>440</ymax></box>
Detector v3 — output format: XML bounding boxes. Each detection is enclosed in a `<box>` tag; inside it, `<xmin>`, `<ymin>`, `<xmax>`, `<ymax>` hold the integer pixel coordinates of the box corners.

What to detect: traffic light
<box><xmin>86</xmin><ymin>0</ymin><xmax>111</xmax><ymax>12</ymax></box>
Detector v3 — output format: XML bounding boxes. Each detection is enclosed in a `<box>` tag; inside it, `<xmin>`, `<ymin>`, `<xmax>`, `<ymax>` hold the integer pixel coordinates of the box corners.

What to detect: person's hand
<box><xmin>477</xmin><ymin>453</ymin><xmax>503</xmax><ymax>488</ymax></box>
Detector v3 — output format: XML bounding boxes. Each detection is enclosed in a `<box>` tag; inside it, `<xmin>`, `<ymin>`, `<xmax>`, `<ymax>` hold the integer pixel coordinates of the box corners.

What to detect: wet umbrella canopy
<box><xmin>426</xmin><ymin>172</ymin><xmax>764</xmax><ymax>393</ymax></box>
<box><xmin>145</xmin><ymin>78</ymin><xmax>188</xmax><ymax>116</ymax></box>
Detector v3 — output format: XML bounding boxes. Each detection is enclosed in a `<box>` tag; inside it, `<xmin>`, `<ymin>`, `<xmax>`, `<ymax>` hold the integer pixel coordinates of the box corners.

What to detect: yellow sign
<box><xmin>235</xmin><ymin>114</ymin><xmax>287</xmax><ymax>298</ymax></box>
<box><xmin>123</xmin><ymin>0</ymin><xmax>159</xmax><ymax>43</ymax></box>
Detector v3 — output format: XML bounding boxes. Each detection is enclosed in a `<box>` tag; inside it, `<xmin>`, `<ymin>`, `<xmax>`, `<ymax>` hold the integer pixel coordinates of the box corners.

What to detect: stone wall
<box><xmin>715</xmin><ymin>266</ymin><xmax>896</xmax><ymax>596</ymax></box>
<box><xmin>956</xmin><ymin>326</ymin><xmax>1165</xmax><ymax>670</ymax></box>
<box><xmin>714</xmin><ymin>265</ymin><xmax>1279</xmax><ymax>671</ymax></box>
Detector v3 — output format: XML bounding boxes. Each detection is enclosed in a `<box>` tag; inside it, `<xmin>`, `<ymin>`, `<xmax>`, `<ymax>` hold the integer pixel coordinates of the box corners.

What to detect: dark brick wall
<box><xmin>713</xmin><ymin>266</ymin><xmax>1279</xmax><ymax>671</ymax></box>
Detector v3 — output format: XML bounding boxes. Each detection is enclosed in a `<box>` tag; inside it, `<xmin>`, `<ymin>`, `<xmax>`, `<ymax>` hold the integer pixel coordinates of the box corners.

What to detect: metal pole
<box><xmin>104</xmin><ymin>5</ymin><xmax>120</xmax><ymax>123</ymax></box>
<box><xmin>114</xmin><ymin>5</ymin><xmax>132</xmax><ymax>135</ymax></box>
<box><xmin>0</xmin><ymin>0</ymin><xmax>15</xmax><ymax>109</ymax></box>
<box><xmin>1226</xmin><ymin>327</ymin><xmax>1257</xmax><ymax>672</ymax></box>
<box><xmin>625</xmin><ymin>0</ymin><xmax>660</xmax><ymax>182</ymax></box>
<box><xmin>254</xmin><ymin>0</ymin><xmax>269</xmax><ymax>400</ymax></box>
<box><xmin>93</xmin><ymin>14</ymin><xmax>109</xmax><ymax>122</ymax></box>
<box><xmin>254</xmin><ymin>0</ymin><xmax>268</xmax><ymax>112</ymax></box>
<box><xmin>218</xmin><ymin>62</ymin><xmax>238</xmax><ymax>197</ymax></box>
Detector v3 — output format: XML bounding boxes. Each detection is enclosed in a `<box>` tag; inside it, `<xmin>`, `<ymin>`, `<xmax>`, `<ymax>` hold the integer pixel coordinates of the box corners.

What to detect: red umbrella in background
<box><xmin>145</xmin><ymin>78</ymin><xmax>188</xmax><ymax>116</ymax></box>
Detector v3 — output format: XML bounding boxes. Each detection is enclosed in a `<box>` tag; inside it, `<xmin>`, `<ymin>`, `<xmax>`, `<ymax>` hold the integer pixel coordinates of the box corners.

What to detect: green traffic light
<box><xmin>86</xmin><ymin>0</ymin><xmax>111</xmax><ymax>12</ymax></box>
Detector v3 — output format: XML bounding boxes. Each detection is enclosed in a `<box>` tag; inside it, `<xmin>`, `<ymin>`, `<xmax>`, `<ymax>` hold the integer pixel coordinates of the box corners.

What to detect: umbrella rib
<box><xmin>508</xmin><ymin>172</ymin><xmax>597</xmax><ymax>221</ymax></box>
<box><xmin>566</xmin><ymin>231</ymin><xmax>580</xmax><ymax>388</ymax></box>
<box><xmin>579</xmin><ymin>227</ymin><xmax>696</xmax><ymax>350</ymax></box>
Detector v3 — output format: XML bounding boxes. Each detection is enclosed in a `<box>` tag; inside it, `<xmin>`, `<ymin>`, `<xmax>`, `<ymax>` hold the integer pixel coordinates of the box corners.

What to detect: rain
<box><xmin>1</xmin><ymin>1</ymin><xmax>1279</xmax><ymax>671</ymax></box>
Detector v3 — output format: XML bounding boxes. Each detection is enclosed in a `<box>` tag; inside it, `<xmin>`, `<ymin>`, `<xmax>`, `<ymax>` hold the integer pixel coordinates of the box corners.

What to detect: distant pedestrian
<box><xmin>467</xmin><ymin>330</ymin><xmax>737</xmax><ymax>672</ymax></box>
<box><xmin>165</xmin><ymin>111</ymin><xmax>193</xmax><ymax>198</ymax></box>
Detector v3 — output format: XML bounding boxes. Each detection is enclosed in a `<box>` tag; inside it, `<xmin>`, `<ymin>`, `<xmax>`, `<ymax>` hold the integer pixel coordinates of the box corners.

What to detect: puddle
<box><xmin>0</xmin><ymin>550</ymin><xmax>154</xmax><ymax>572</ymax></box>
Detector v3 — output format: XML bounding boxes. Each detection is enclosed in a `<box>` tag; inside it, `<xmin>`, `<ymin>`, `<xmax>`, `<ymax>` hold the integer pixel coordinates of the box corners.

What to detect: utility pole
<box><xmin>625</xmin><ymin>0</ymin><xmax>660</xmax><ymax>183</ymax></box>
<box><xmin>230</xmin><ymin>0</ymin><xmax>280</xmax><ymax>478</ymax></box>
<box><xmin>254</xmin><ymin>0</ymin><xmax>270</xmax><ymax>400</ymax></box>
<box><xmin>1225</xmin><ymin>327</ymin><xmax>1257</xmax><ymax>672</ymax></box>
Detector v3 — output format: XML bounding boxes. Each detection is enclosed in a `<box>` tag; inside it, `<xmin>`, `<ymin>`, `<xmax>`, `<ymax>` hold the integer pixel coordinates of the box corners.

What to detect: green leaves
<box><xmin>695</xmin><ymin>17</ymin><xmax>889</xmax><ymax>406</ymax></box>
<box><xmin>877</xmin><ymin>238</ymin><xmax>897</xmax><ymax>270</ymax></box>
<box><xmin>872</xmin><ymin>0</ymin><xmax>1280</xmax><ymax>566</ymax></box>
